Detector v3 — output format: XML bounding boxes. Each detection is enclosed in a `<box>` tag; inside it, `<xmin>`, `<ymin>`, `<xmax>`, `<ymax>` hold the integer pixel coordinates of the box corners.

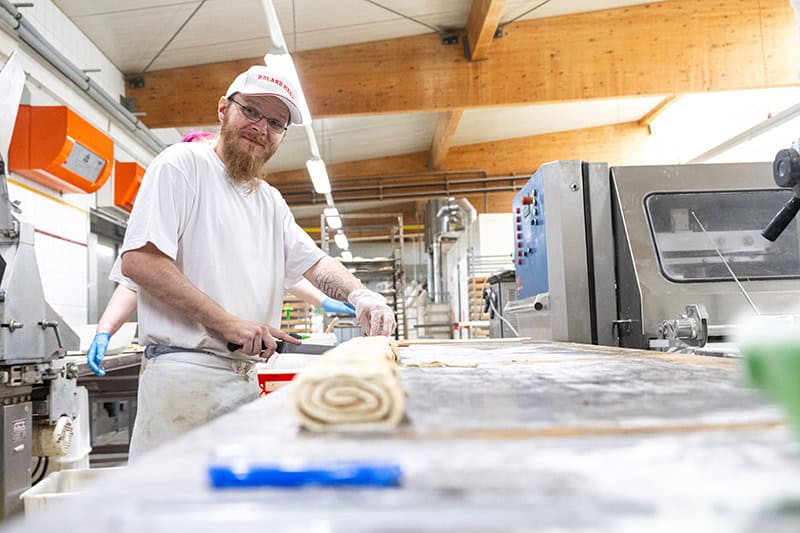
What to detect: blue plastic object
<box><xmin>87</xmin><ymin>332</ymin><xmax>111</xmax><ymax>377</ymax></box>
<box><xmin>321</xmin><ymin>298</ymin><xmax>356</xmax><ymax>316</ymax></box>
<box><xmin>208</xmin><ymin>460</ymin><xmax>402</xmax><ymax>489</ymax></box>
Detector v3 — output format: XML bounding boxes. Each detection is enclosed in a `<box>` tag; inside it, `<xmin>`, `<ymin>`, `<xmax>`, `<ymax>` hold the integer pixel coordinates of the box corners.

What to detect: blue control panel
<box><xmin>512</xmin><ymin>170</ymin><xmax>548</xmax><ymax>300</ymax></box>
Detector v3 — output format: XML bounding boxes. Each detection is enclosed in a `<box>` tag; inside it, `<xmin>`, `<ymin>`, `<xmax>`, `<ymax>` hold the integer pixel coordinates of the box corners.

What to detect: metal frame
<box><xmin>320</xmin><ymin>212</ymin><xmax>408</xmax><ymax>339</ymax></box>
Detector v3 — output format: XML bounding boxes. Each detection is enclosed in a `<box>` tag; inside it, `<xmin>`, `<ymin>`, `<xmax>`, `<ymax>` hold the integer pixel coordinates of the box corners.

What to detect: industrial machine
<box><xmin>483</xmin><ymin>270</ymin><xmax>517</xmax><ymax>338</ymax></box>
<box><xmin>505</xmin><ymin>160</ymin><xmax>800</xmax><ymax>351</ymax></box>
<box><xmin>0</xmin><ymin>53</ymin><xmax>80</xmax><ymax>520</ymax></box>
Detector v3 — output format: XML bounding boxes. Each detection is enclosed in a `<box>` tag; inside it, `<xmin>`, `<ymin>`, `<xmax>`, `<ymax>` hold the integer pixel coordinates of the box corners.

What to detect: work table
<box><xmin>9</xmin><ymin>339</ymin><xmax>800</xmax><ymax>532</ymax></box>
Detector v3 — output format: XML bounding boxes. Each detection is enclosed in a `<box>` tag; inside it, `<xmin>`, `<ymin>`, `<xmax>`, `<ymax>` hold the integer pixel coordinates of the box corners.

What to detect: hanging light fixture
<box><xmin>334</xmin><ymin>231</ymin><xmax>349</xmax><ymax>250</ymax></box>
<box><xmin>323</xmin><ymin>206</ymin><xmax>342</xmax><ymax>230</ymax></box>
<box><xmin>306</xmin><ymin>157</ymin><xmax>331</xmax><ymax>194</ymax></box>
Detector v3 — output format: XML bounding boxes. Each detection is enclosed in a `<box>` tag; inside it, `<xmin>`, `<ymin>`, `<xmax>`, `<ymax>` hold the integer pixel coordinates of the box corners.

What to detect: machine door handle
<box><xmin>39</xmin><ymin>320</ymin><xmax>63</xmax><ymax>349</ymax></box>
<box><xmin>762</xmin><ymin>196</ymin><xmax>800</xmax><ymax>242</ymax></box>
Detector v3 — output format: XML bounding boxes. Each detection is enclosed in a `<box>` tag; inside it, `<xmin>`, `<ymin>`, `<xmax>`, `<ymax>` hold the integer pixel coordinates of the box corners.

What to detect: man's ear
<box><xmin>217</xmin><ymin>96</ymin><xmax>228</xmax><ymax>122</ymax></box>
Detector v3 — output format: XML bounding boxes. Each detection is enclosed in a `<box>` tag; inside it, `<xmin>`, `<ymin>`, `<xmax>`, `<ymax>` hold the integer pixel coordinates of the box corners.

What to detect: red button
<box><xmin>515</xmin><ymin>207</ymin><xmax>520</xmax><ymax>214</ymax></box>
<box><xmin>521</xmin><ymin>196</ymin><xmax>533</xmax><ymax>205</ymax></box>
<box><xmin>517</xmin><ymin>259</ymin><xmax>522</xmax><ymax>265</ymax></box>
<box><xmin>516</xmin><ymin>242</ymin><xmax>522</xmax><ymax>248</ymax></box>
<box><xmin>517</xmin><ymin>251</ymin><xmax>522</xmax><ymax>257</ymax></box>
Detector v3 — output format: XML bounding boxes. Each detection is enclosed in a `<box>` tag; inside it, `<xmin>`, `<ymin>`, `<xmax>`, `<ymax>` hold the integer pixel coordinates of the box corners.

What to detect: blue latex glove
<box><xmin>321</xmin><ymin>298</ymin><xmax>356</xmax><ymax>315</ymax></box>
<box><xmin>87</xmin><ymin>332</ymin><xmax>111</xmax><ymax>377</ymax></box>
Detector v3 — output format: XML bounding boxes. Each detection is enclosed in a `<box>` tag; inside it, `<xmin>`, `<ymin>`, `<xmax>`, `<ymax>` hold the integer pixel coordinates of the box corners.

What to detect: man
<box><xmin>120</xmin><ymin>64</ymin><xmax>395</xmax><ymax>458</ymax></box>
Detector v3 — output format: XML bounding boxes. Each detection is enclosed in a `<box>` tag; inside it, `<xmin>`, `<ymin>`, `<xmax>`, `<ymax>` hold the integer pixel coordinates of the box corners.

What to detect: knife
<box><xmin>227</xmin><ymin>338</ymin><xmax>331</xmax><ymax>355</ymax></box>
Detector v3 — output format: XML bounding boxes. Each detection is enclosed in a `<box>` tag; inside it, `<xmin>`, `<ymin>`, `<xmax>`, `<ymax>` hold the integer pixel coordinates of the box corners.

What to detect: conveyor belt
<box><xmin>9</xmin><ymin>340</ymin><xmax>800</xmax><ymax>532</ymax></box>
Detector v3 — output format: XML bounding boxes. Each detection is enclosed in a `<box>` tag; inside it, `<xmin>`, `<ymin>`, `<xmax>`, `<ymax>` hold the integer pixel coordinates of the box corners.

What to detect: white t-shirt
<box><xmin>119</xmin><ymin>142</ymin><xmax>325</xmax><ymax>355</ymax></box>
<box><xmin>109</xmin><ymin>257</ymin><xmax>136</xmax><ymax>290</ymax></box>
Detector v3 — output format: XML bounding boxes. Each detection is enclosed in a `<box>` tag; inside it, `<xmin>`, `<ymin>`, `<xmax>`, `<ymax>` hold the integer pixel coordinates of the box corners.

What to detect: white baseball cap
<box><xmin>225</xmin><ymin>65</ymin><xmax>303</xmax><ymax>126</ymax></box>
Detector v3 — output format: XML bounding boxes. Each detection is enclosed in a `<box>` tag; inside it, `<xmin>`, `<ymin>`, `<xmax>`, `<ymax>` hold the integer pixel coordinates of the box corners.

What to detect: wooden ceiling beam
<box><xmin>465</xmin><ymin>0</ymin><xmax>506</xmax><ymax>60</ymax></box>
<box><xmin>430</xmin><ymin>109</ymin><xmax>464</xmax><ymax>170</ymax></box>
<box><xmin>126</xmin><ymin>0</ymin><xmax>798</xmax><ymax>128</ymax></box>
<box><xmin>638</xmin><ymin>95</ymin><xmax>679</xmax><ymax>131</ymax></box>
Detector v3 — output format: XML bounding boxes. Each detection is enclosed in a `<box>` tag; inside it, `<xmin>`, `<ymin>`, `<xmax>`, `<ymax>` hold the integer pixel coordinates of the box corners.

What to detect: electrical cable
<box><xmin>500</xmin><ymin>0</ymin><xmax>554</xmax><ymax>27</ymax></box>
<box><xmin>481</xmin><ymin>278</ymin><xmax>519</xmax><ymax>337</ymax></box>
<box><xmin>362</xmin><ymin>1</ymin><xmax>441</xmax><ymax>34</ymax></box>
<box><xmin>32</xmin><ymin>456</ymin><xmax>49</xmax><ymax>485</ymax></box>
<box><xmin>140</xmin><ymin>0</ymin><xmax>208</xmax><ymax>74</ymax></box>
<box><xmin>31</xmin><ymin>456</ymin><xmax>43</xmax><ymax>481</ymax></box>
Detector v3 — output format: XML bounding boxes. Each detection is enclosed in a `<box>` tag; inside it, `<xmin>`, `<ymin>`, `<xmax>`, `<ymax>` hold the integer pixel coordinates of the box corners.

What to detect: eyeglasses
<box><xmin>228</xmin><ymin>97</ymin><xmax>289</xmax><ymax>135</ymax></box>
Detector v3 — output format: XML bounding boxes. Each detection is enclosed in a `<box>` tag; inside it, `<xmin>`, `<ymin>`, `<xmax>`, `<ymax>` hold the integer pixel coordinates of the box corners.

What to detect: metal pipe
<box><xmin>431</xmin><ymin>233</ymin><xmax>441</xmax><ymax>301</ymax></box>
<box><xmin>284</xmin><ymin>184</ymin><xmax>523</xmax><ymax>204</ymax></box>
<box><xmin>0</xmin><ymin>0</ymin><xmax>166</xmax><ymax>155</ymax></box>
<box><xmin>280</xmin><ymin>174</ymin><xmax>524</xmax><ymax>196</ymax></box>
<box><xmin>284</xmin><ymin>175</ymin><xmax>522</xmax><ymax>194</ymax></box>
<box><xmin>342</xmin><ymin>168</ymin><xmax>489</xmax><ymax>181</ymax></box>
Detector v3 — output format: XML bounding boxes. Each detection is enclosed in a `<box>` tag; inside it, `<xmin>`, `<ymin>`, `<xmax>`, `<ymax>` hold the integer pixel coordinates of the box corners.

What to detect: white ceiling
<box><xmin>52</xmin><ymin>0</ymin><xmax>663</xmax><ymax>72</ymax></box>
<box><xmin>52</xmin><ymin>0</ymin><xmax>799</xmax><ymax>176</ymax></box>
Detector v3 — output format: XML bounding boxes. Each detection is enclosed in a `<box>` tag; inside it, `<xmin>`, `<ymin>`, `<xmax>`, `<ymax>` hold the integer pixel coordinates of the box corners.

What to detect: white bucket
<box><xmin>20</xmin><ymin>467</ymin><xmax>125</xmax><ymax>517</ymax></box>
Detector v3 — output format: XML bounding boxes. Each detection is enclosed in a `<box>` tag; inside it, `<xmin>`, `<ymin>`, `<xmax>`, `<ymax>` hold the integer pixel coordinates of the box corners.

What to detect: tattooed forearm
<box><xmin>314</xmin><ymin>271</ymin><xmax>350</xmax><ymax>302</ymax></box>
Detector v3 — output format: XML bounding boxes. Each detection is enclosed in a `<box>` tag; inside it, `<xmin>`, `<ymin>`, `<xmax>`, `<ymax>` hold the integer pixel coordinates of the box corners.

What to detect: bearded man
<box><xmin>119</xmin><ymin>65</ymin><xmax>395</xmax><ymax>458</ymax></box>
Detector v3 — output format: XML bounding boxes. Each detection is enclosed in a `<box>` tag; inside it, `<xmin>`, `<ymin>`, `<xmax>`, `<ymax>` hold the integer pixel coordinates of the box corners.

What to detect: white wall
<box><xmin>1</xmin><ymin>1</ymin><xmax>159</xmax><ymax>327</ymax></box>
<box><xmin>470</xmin><ymin>213</ymin><xmax>513</xmax><ymax>257</ymax></box>
<box><xmin>8</xmin><ymin>178</ymin><xmax>90</xmax><ymax>326</ymax></box>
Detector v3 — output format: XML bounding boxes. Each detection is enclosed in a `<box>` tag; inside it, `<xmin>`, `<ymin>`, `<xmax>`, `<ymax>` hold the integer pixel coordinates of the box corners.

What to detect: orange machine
<box><xmin>113</xmin><ymin>161</ymin><xmax>145</xmax><ymax>212</ymax></box>
<box><xmin>8</xmin><ymin>105</ymin><xmax>113</xmax><ymax>193</ymax></box>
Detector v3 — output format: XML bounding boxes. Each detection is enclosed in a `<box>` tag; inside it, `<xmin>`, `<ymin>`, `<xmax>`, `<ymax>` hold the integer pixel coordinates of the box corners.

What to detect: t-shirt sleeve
<box><xmin>109</xmin><ymin>256</ymin><xmax>137</xmax><ymax>291</ymax></box>
<box><xmin>120</xmin><ymin>148</ymin><xmax>196</xmax><ymax>261</ymax></box>
<box><xmin>279</xmin><ymin>195</ymin><xmax>326</xmax><ymax>287</ymax></box>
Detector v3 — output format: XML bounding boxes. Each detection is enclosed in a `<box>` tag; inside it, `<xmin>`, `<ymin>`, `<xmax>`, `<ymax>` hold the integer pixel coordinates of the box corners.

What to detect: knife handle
<box><xmin>227</xmin><ymin>340</ymin><xmax>284</xmax><ymax>352</ymax></box>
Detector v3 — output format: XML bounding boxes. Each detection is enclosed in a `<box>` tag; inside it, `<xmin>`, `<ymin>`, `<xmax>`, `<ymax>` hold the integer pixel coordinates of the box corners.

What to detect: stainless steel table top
<box><xmin>8</xmin><ymin>340</ymin><xmax>800</xmax><ymax>532</ymax></box>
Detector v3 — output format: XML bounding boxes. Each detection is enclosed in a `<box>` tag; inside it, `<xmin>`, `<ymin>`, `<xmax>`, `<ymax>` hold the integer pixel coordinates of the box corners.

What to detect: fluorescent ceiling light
<box><xmin>306</xmin><ymin>158</ymin><xmax>331</xmax><ymax>194</ymax></box>
<box><xmin>341</xmin><ymin>250</ymin><xmax>353</xmax><ymax>261</ymax></box>
<box><xmin>327</xmin><ymin>216</ymin><xmax>342</xmax><ymax>230</ymax></box>
<box><xmin>334</xmin><ymin>231</ymin><xmax>349</xmax><ymax>250</ymax></box>
<box><xmin>323</xmin><ymin>207</ymin><xmax>342</xmax><ymax>229</ymax></box>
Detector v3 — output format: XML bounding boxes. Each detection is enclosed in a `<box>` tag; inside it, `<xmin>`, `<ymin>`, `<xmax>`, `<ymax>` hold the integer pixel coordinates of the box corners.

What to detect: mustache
<box><xmin>240</xmin><ymin>133</ymin><xmax>266</xmax><ymax>147</ymax></box>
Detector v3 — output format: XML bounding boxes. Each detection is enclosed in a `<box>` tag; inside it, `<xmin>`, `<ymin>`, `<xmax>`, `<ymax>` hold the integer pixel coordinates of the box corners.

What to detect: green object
<box><xmin>743</xmin><ymin>340</ymin><xmax>800</xmax><ymax>438</ymax></box>
<box><xmin>284</xmin><ymin>306</ymin><xmax>292</xmax><ymax>321</ymax></box>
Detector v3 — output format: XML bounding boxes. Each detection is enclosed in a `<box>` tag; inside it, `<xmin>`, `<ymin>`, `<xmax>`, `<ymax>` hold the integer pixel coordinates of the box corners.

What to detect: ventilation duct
<box><xmin>424</xmin><ymin>197</ymin><xmax>476</xmax><ymax>303</ymax></box>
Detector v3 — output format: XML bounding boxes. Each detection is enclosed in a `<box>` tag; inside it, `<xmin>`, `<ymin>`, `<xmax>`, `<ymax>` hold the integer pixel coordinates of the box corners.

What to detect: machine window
<box><xmin>645</xmin><ymin>190</ymin><xmax>800</xmax><ymax>282</ymax></box>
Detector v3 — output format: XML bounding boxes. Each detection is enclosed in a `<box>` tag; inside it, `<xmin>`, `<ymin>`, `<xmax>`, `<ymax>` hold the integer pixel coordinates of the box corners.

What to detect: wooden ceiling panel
<box><xmin>127</xmin><ymin>0</ymin><xmax>799</xmax><ymax>128</ymax></box>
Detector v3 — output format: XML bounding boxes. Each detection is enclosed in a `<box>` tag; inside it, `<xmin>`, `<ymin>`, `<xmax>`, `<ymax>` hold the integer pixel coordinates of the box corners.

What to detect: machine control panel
<box><xmin>512</xmin><ymin>171</ymin><xmax>549</xmax><ymax>299</ymax></box>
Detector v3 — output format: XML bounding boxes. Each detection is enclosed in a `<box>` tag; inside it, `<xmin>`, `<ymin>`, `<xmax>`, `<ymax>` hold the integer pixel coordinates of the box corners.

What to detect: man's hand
<box><xmin>268</xmin><ymin>326</ymin><xmax>302</xmax><ymax>345</ymax></box>
<box><xmin>321</xmin><ymin>298</ymin><xmax>356</xmax><ymax>316</ymax></box>
<box><xmin>347</xmin><ymin>289</ymin><xmax>396</xmax><ymax>336</ymax></box>
<box><xmin>222</xmin><ymin>318</ymin><xmax>278</xmax><ymax>356</ymax></box>
<box><xmin>87</xmin><ymin>332</ymin><xmax>111</xmax><ymax>377</ymax></box>
<box><xmin>222</xmin><ymin>319</ymin><xmax>301</xmax><ymax>356</ymax></box>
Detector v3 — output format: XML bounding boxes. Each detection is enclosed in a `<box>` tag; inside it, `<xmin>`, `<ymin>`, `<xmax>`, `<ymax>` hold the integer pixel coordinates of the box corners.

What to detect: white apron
<box><xmin>128</xmin><ymin>351</ymin><xmax>259</xmax><ymax>460</ymax></box>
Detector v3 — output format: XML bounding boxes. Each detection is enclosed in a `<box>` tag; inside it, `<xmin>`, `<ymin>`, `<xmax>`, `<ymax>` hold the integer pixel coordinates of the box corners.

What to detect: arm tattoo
<box><xmin>314</xmin><ymin>272</ymin><xmax>349</xmax><ymax>302</ymax></box>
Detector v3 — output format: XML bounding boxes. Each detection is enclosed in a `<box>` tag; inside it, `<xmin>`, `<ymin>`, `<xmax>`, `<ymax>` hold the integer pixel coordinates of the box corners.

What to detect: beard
<box><xmin>218</xmin><ymin>116</ymin><xmax>277</xmax><ymax>192</ymax></box>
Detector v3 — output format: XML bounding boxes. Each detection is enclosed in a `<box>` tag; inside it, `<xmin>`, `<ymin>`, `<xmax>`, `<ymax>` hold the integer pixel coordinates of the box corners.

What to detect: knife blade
<box><xmin>227</xmin><ymin>339</ymin><xmax>331</xmax><ymax>355</ymax></box>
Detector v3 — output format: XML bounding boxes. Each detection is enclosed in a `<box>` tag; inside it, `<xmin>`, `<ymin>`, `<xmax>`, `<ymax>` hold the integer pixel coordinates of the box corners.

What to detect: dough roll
<box><xmin>292</xmin><ymin>336</ymin><xmax>404</xmax><ymax>432</ymax></box>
